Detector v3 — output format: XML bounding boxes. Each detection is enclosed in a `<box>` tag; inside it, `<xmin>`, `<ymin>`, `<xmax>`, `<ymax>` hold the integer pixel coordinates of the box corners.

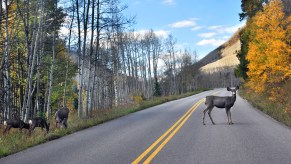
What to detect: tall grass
<box><xmin>239</xmin><ymin>87</ymin><xmax>291</xmax><ymax>127</ymax></box>
<box><xmin>0</xmin><ymin>89</ymin><xmax>207</xmax><ymax>158</ymax></box>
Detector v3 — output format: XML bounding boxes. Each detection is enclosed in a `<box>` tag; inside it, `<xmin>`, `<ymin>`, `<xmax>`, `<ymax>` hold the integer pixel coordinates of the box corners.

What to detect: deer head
<box><xmin>227</xmin><ymin>86</ymin><xmax>239</xmax><ymax>95</ymax></box>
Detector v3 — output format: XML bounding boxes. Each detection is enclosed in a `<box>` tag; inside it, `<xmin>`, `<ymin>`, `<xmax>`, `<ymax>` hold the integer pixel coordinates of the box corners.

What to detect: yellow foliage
<box><xmin>133</xmin><ymin>95</ymin><xmax>143</xmax><ymax>104</ymax></box>
<box><xmin>246</xmin><ymin>0</ymin><xmax>291</xmax><ymax>95</ymax></box>
<box><xmin>1</xmin><ymin>2</ymin><xmax>18</xmax><ymax>52</ymax></box>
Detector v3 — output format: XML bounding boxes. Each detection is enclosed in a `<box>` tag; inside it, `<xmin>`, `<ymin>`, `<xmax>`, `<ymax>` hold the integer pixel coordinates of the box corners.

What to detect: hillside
<box><xmin>194</xmin><ymin>30</ymin><xmax>241</xmax><ymax>88</ymax></box>
<box><xmin>198</xmin><ymin>30</ymin><xmax>241</xmax><ymax>73</ymax></box>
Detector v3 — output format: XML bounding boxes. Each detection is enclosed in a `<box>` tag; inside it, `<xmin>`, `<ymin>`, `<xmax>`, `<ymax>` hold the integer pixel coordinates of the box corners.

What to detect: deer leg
<box><xmin>226</xmin><ymin>109</ymin><xmax>230</xmax><ymax>124</ymax></box>
<box><xmin>62</xmin><ymin>118</ymin><xmax>68</xmax><ymax>128</ymax></box>
<box><xmin>226</xmin><ymin>108</ymin><xmax>233</xmax><ymax>125</ymax></box>
<box><xmin>229</xmin><ymin>109</ymin><xmax>233</xmax><ymax>124</ymax></box>
<box><xmin>3</xmin><ymin>126</ymin><xmax>11</xmax><ymax>134</ymax></box>
<box><xmin>202</xmin><ymin>107</ymin><xmax>209</xmax><ymax>125</ymax></box>
<box><xmin>208</xmin><ymin>107</ymin><xmax>215</xmax><ymax>125</ymax></box>
<box><xmin>29</xmin><ymin>125</ymin><xmax>35</xmax><ymax>135</ymax></box>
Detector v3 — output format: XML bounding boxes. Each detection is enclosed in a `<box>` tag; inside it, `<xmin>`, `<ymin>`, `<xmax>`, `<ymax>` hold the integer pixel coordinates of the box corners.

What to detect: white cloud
<box><xmin>198</xmin><ymin>32</ymin><xmax>217</xmax><ymax>38</ymax></box>
<box><xmin>207</xmin><ymin>25</ymin><xmax>224</xmax><ymax>30</ymax></box>
<box><xmin>162</xmin><ymin>0</ymin><xmax>175</xmax><ymax>5</ymax></box>
<box><xmin>59</xmin><ymin>26</ymin><xmax>70</xmax><ymax>36</ymax></box>
<box><xmin>170</xmin><ymin>20</ymin><xmax>196</xmax><ymax>28</ymax></box>
<box><xmin>169</xmin><ymin>19</ymin><xmax>198</xmax><ymax>28</ymax></box>
<box><xmin>207</xmin><ymin>22</ymin><xmax>245</xmax><ymax>34</ymax></box>
<box><xmin>194</xmin><ymin>21</ymin><xmax>246</xmax><ymax>49</ymax></box>
<box><xmin>134</xmin><ymin>29</ymin><xmax>170</xmax><ymax>38</ymax></box>
<box><xmin>196</xmin><ymin>39</ymin><xmax>226</xmax><ymax>47</ymax></box>
<box><xmin>195</xmin><ymin>22</ymin><xmax>245</xmax><ymax>47</ymax></box>
<box><xmin>154</xmin><ymin>30</ymin><xmax>170</xmax><ymax>38</ymax></box>
<box><xmin>133</xmin><ymin>1</ymin><xmax>140</xmax><ymax>5</ymax></box>
<box><xmin>191</xmin><ymin>26</ymin><xmax>203</xmax><ymax>31</ymax></box>
<box><xmin>218</xmin><ymin>24</ymin><xmax>242</xmax><ymax>34</ymax></box>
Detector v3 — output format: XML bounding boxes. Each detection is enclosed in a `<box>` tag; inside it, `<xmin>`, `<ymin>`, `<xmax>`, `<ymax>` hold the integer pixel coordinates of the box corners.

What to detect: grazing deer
<box><xmin>3</xmin><ymin>119</ymin><xmax>30</xmax><ymax>133</ymax></box>
<box><xmin>55</xmin><ymin>107</ymin><xmax>69</xmax><ymax>128</ymax></box>
<box><xmin>29</xmin><ymin>117</ymin><xmax>50</xmax><ymax>134</ymax></box>
<box><xmin>202</xmin><ymin>86</ymin><xmax>239</xmax><ymax>125</ymax></box>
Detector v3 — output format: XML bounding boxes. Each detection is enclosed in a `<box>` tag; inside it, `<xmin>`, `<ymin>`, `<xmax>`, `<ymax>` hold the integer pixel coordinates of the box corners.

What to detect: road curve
<box><xmin>1</xmin><ymin>89</ymin><xmax>291</xmax><ymax>164</ymax></box>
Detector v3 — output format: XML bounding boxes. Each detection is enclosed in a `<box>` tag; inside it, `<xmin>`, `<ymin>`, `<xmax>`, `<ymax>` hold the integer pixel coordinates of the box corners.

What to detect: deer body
<box><xmin>29</xmin><ymin>117</ymin><xmax>49</xmax><ymax>134</ymax></box>
<box><xmin>55</xmin><ymin>107</ymin><xmax>69</xmax><ymax>128</ymax></box>
<box><xmin>202</xmin><ymin>86</ymin><xmax>239</xmax><ymax>125</ymax></box>
<box><xmin>206</xmin><ymin>96</ymin><xmax>236</xmax><ymax>109</ymax></box>
<box><xmin>3</xmin><ymin>119</ymin><xmax>30</xmax><ymax>133</ymax></box>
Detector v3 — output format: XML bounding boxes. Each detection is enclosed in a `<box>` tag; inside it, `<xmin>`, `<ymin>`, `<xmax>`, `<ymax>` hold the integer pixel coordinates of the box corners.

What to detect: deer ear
<box><xmin>227</xmin><ymin>87</ymin><xmax>231</xmax><ymax>91</ymax></box>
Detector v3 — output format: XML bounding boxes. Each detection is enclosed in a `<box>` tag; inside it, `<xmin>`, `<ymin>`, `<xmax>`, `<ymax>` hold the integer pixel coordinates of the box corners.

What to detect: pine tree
<box><xmin>153</xmin><ymin>81</ymin><xmax>162</xmax><ymax>97</ymax></box>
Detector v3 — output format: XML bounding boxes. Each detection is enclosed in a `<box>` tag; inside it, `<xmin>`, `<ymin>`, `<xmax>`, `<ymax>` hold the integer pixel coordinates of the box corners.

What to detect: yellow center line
<box><xmin>132</xmin><ymin>98</ymin><xmax>205</xmax><ymax>164</ymax></box>
<box><xmin>143</xmin><ymin>100</ymin><xmax>204</xmax><ymax>164</ymax></box>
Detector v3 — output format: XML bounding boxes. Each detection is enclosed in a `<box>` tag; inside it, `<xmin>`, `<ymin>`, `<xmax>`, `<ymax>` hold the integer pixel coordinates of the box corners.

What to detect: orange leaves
<box><xmin>246</xmin><ymin>0</ymin><xmax>291</xmax><ymax>95</ymax></box>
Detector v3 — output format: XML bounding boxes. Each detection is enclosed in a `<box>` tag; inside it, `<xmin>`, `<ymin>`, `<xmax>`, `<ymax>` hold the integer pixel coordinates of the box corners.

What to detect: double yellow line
<box><xmin>132</xmin><ymin>98</ymin><xmax>205</xmax><ymax>164</ymax></box>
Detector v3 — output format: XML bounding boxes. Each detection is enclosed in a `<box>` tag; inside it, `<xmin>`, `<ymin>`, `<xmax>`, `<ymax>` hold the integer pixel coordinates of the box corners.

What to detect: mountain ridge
<box><xmin>197</xmin><ymin>30</ymin><xmax>241</xmax><ymax>73</ymax></box>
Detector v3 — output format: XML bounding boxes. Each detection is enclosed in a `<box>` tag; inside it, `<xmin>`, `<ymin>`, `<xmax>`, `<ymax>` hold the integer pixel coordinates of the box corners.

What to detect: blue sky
<box><xmin>122</xmin><ymin>0</ymin><xmax>245</xmax><ymax>59</ymax></box>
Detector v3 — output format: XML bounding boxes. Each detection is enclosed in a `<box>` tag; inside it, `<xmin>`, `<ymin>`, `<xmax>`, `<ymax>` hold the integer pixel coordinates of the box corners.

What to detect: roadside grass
<box><xmin>0</xmin><ymin>89</ymin><xmax>207</xmax><ymax>158</ymax></box>
<box><xmin>239</xmin><ymin>87</ymin><xmax>291</xmax><ymax>127</ymax></box>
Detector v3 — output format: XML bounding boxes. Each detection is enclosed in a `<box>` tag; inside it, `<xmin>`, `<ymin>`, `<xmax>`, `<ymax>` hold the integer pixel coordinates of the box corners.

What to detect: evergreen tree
<box><xmin>153</xmin><ymin>81</ymin><xmax>162</xmax><ymax>97</ymax></box>
<box><xmin>236</xmin><ymin>0</ymin><xmax>267</xmax><ymax>80</ymax></box>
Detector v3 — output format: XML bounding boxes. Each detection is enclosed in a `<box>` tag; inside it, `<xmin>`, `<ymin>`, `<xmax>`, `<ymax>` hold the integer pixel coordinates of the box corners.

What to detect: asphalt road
<box><xmin>1</xmin><ymin>88</ymin><xmax>291</xmax><ymax>164</ymax></box>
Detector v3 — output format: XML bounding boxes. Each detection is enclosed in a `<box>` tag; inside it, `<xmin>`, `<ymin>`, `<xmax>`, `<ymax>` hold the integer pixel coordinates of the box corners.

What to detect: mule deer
<box><xmin>29</xmin><ymin>117</ymin><xmax>50</xmax><ymax>134</ymax></box>
<box><xmin>3</xmin><ymin>119</ymin><xmax>30</xmax><ymax>133</ymax></box>
<box><xmin>202</xmin><ymin>86</ymin><xmax>239</xmax><ymax>125</ymax></box>
<box><xmin>55</xmin><ymin>107</ymin><xmax>69</xmax><ymax>128</ymax></box>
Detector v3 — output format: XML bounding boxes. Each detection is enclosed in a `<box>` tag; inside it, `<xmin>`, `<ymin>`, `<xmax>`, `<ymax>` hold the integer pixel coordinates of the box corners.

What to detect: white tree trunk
<box><xmin>46</xmin><ymin>0</ymin><xmax>56</xmax><ymax>123</ymax></box>
<box><xmin>23</xmin><ymin>0</ymin><xmax>43</xmax><ymax>122</ymax></box>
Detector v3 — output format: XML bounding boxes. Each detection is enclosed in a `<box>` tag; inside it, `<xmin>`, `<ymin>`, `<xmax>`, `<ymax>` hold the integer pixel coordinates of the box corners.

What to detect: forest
<box><xmin>1</xmin><ymin>0</ymin><xmax>290</xmax><ymax>129</ymax></box>
<box><xmin>236</xmin><ymin>0</ymin><xmax>291</xmax><ymax>115</ymax></box>
<box><xmin>0</xmin><ymin>0</ymin><xmax>290</xmax><ymax>158</ymax></box>
<box><xmin>0</xmin><ymin>0</ymin><xmax>203</xmax><ymax>124</ymax></box>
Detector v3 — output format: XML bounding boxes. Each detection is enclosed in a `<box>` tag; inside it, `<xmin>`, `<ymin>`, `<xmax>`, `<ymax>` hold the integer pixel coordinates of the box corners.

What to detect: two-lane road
<box><xmin>1</xmin><ymin>89</ymin><xmax>291</xmax><ymax>164</ymax></box>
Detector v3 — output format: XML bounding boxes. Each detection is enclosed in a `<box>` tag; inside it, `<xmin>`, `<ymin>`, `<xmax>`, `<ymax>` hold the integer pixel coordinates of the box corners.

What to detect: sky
<box><xmin>122</xmin><ymin>0</ymin><xmax>245</xmax><ymax>59</ymax></box>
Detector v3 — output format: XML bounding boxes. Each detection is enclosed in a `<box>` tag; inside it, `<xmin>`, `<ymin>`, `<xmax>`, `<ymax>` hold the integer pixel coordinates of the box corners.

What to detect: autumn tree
<box><xmin>239</xmin><ymin>0</ymin><xmax>268</xmax><ymax>21</ymax></box>
<box><xmin>236</xmin><ymin>0</ymin><xmax>268</xmax><ymax>80</ymax></box>
<box><xmin>246</xmin><ymin>0</ymin><xmax>291</xmax><ymax>96</ymax></box>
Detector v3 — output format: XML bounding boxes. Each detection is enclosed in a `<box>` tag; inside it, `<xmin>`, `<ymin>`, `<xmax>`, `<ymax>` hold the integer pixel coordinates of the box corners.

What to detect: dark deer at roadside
<box><xmin>202</xmin><ymin>86</ymin><xmax>239</xmax><ymax>125</ymax></box>
<box><xmin>29</xmin><ymin>117</ymin><xmax>50</xmax><ymax>134</ymax></box>
<box><xmin>3</xmin><ymin>119</ymin><xmax>30</xmax><ymax>133</ymax></box>
<box><xmin>55</xmin><ymin>107</ymin><xmax>69</xmax><ymax>128</ymax></box>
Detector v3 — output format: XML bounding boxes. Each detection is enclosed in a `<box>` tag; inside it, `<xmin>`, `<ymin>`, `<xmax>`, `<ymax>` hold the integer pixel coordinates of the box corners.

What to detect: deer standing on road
<box><xmin>202</xmin><ymin>86</ymin><xmax>239</xmax><ymax>125</ymax></box>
